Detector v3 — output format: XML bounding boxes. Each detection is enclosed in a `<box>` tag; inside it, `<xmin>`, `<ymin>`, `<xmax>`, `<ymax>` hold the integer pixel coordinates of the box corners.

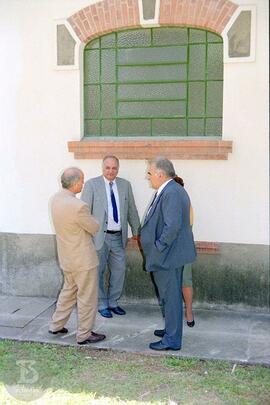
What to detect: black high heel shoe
<box><xmin>187</xmin><ymin>319</ymin><xmax>195</xmax><ymax>327</ymax></box>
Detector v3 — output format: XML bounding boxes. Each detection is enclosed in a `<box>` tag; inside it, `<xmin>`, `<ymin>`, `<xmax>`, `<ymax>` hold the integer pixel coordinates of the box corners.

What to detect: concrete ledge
<box><xmin>0</xmin><ymin>233</ymin><xmax>269</xmax><ymax>310</ymax></box>
<box><xmin>68</xmin><ymin>138</ymin><xmax>233</xmax><ymax>160</ymax></box>
<box><xmin>1</xmin><ymin>301</ymin><xmax>269</xmax><ymax>365</ymax></box>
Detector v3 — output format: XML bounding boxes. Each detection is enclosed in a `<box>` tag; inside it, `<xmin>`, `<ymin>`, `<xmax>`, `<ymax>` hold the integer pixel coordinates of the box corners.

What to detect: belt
<box><xmin>106</xmin><ymin>230</ymin><xmax>122</xmax><ymax>234</ymax></box>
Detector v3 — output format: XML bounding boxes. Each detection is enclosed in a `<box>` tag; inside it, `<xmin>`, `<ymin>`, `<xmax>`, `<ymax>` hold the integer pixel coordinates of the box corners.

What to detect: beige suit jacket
<box><xmin>51</xmin><ymin>188</ymin><xmax>99</xmax><ymax>272</ymax></box>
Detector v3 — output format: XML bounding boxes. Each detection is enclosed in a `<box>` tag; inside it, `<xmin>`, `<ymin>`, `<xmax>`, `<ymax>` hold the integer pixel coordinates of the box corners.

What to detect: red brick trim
<box><xmin>159</xmin><ymin>0</ymin><xmax>238</xmax><ymax>34</ymax></box>
<box><xmin>68</xmin><ymin>0</ymin><xmax>140</xmax><ymax>43</ymax></box>
<box><xmin>68</xmin><ymin>139</ymin><xmax>232</xmax><ymax>160</ymax></box>
<box><xmin>68</xmin><ymin>0</ymin><xmax>238</xmax><ymax>42</ymax></box>
<box><xmin>195</xmin><ymin>241</ymin><xmax>220</xmax><ymax>254</ymax></box>
<box><xmin>127</xmin><ymin>238</ymin><xmax>220</xmax><ymax>254</ymax></box>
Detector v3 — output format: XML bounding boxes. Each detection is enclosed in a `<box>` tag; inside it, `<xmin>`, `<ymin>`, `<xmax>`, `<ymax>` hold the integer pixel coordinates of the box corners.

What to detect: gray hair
<box><xmin>150</xmin><ymin>156</ymin><xmax>176</xmax><ymax>178</ymax></box>
<box><xmin>61</xmin><ymin>167</ymin><xmax>83</xmax><ymax>189</ymax></box>
<box><xmin>102</xmin><ymin>155</ymin><xmax>119</xmax><ymax>167</ymax></box>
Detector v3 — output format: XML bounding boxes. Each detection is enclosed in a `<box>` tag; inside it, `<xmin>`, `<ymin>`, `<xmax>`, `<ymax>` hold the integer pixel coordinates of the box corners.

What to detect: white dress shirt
<box><xmin>103</xmin><ymin>177</ymin><xmax>121</xmax><ymax>231</ymax></box>
<box><xmin>156</xmin><ymin>178</ymin><xmax>173</xmax><ymax>196</ymax></box>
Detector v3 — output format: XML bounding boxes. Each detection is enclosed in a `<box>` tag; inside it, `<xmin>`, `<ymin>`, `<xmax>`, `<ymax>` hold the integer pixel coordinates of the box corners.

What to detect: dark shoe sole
<box><xmin>49</xmin><ymin>327</ymin><xmax>68</xmax><ymax>335</ymax></box>
<box><xmin>187</xmin><ymin>320</ymin><xmax>195</xmax><ymax>327</ymax></box>
<box><xmin>154</xmin><ymin>329</ymin><xmax>165</xmax><ymax>337</ymax></box>
<box><xmin>149</xmin><ymin>344</ymin><xmax>180</xmax><ymax>351</ymax></box>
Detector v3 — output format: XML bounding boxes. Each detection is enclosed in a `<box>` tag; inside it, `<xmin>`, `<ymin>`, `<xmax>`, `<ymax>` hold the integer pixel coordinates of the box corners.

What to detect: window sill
<box><xmin>68</xmin><ymin>138</ymin><xmax>232</xmax><ymax>160</ymax></box>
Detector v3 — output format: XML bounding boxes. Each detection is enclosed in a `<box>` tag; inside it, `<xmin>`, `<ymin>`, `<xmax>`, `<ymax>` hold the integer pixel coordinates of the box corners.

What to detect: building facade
<box><xmin>0</xmin><ymin>0</ymin><xmax>269</xmax><ymax>309</ymax></box>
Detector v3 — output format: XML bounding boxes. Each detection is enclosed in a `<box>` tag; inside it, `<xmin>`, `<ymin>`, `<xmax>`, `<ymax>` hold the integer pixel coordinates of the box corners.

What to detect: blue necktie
<box><xmin>109</xmin><ymin>182</ymin><xmax>118</xmax><ymax>223</ymax></box>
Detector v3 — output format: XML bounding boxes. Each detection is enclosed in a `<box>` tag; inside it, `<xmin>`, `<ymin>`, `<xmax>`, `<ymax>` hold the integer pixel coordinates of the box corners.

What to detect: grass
<box><xmin>0</xmin><ymin>339</ymin><xmax>269</xmax><ymax>404</ymax></box>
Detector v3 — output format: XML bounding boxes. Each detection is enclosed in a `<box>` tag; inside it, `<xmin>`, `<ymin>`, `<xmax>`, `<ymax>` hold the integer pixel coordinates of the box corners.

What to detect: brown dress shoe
<box><xmin>77</xmin><ymin>331</ymin><xmax>106</xmax><ymax>345</ymax></box>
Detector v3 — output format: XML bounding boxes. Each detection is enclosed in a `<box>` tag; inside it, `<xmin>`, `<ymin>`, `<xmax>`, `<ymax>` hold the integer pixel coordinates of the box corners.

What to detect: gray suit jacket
<box><xmin>81</xmin><ymin>176</ymin><xmax>140</xmax><ymax>250</ymax></box>
<box><xmin>140</xmin><ymin>180</ymin><xmax>196</xmax><ymax>272</ymax></box>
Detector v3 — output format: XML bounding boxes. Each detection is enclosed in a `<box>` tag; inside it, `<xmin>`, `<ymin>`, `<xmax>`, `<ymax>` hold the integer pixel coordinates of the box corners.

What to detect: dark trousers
<box><xmin>153</xmin><ymin>266</ymin><xmax>183</xmax><ymax>349</ymax></box>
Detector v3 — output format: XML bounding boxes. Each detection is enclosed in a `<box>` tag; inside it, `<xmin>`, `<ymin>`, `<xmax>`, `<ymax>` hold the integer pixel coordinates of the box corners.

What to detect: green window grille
<box><xmin>84</xmin><ymin>27</ymin><xmax>223</xmax><ymax>137</ymax></box>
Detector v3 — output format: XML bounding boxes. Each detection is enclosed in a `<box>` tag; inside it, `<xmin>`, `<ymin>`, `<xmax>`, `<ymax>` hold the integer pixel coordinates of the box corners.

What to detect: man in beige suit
<box><xmin>49</xmin><ymin>167</ymin><xmax>106</xmax><ymax>345</ymax></box>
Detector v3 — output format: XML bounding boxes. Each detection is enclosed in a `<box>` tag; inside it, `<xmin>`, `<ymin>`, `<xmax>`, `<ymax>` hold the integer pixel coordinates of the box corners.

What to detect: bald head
<box><xmin>61</xmin><ymin>167</ymin><xmax>84</xmax><ymax>193</ymax></box>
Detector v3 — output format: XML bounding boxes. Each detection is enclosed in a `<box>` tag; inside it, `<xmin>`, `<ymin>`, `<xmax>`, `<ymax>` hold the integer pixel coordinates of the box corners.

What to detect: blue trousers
<box><xmin>153</xmin><ymin>266</ymin><xmax>183</xmax><ymax>349</ymax></box>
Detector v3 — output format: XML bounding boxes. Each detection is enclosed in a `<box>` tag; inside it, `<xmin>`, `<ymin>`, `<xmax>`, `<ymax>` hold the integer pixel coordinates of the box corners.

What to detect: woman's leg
<box><xmin>182</xmin><ymin>263</ymin><xmax>194</xmax><ymax>325</ymax></box>
<box><xmin>182</xmin><ymin>286</ymin><xmax>193</xmax><ymax>322</ymax></box>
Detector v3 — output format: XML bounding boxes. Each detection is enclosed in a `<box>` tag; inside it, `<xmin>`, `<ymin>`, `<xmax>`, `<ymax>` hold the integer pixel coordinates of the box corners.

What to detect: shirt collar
<box><xmin>157</xmin><ymin>178</ymin><xmax>173</xmax><ymax>196</ymax></box>
<box><xmin>103</xmin><ymin>176</ymin><xmax>117</xmax><ymax>185</ymax></box>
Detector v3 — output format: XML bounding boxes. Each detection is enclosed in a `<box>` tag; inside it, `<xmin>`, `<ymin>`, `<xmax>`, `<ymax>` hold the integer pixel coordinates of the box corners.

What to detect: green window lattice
<box><xmin>84</xmin><ymin>27</ymin><xmax>223</xmax><ymax>137</ymax></box>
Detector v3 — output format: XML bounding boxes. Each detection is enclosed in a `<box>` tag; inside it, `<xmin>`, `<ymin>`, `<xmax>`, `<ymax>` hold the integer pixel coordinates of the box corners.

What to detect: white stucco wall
<box><xmin>0</xmin><ymin>0</ymin><xmax>269</xmax><ymax>245</ymax></box>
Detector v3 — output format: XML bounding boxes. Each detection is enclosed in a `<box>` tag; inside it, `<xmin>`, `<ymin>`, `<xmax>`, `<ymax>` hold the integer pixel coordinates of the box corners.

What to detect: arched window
<box><xmin>84</xmin><ymin>27</ymin><xmax>223</xmax><ymax>137</ymax></box>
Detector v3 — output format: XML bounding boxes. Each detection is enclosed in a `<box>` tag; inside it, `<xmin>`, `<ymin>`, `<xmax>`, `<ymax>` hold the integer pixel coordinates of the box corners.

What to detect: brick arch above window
<box><xmin>159</xmin><ymin>0</ymin><xmax>238</xmax><ymax>34</ymax></box>
<box><xmin>68</xmin><ymin>0</ymin><xmax>238</xmax><ymax>43</ymax></box>
<box><xmin>68</xmin><ymin>0</ymin><xmax>141</xmax><ymax>44</ymax></box>
<box><xmin>67</xmin><ymin>0</ymin><xmax>236</xmax><ymax>160</ymax></box>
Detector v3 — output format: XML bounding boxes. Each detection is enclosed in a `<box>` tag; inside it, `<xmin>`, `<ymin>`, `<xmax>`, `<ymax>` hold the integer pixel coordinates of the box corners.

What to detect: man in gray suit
<box><xmin>81</xmin><ymin>155</ymin><xmax>140</xmax><ymax>318</ymax></box>
<box><xmin>140</xmin><ymin>157</ymin><xmax>196</xmax><ymax>351</ymax></box>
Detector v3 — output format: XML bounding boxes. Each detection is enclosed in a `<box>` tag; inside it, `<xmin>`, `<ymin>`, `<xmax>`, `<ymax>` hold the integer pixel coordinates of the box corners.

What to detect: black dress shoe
<box><xmin>154</xmin><ymin>329</ymin><xmax>165</xmax><ymax>337</ymax></box>
<box><xmin>187</xmin><ymin>319</ymin><xmax>195</xmax><ymax>327</ymax></box>
<box><xmin>98</xmin><ymin>308</ymin><xmax>113</xmax><ymax>318</ymax></box>
<box><xmin>149</xmin><ymin>340</ymin><xmax>181</xmax><ymax>351</ymax></box>
<box><xmin>109</xmin><ymin>306</ymin><xmax>126</xmax><ymax>315</ymax></box>
<box><xmin>77</xmin><ymin>332</ymin><xmax>106</xmax><ymax>345</ymax></box>
<box><xmin>49</xmin><ymin>327</ymin><xmax>68</xmax><ymax>335</ymax></box>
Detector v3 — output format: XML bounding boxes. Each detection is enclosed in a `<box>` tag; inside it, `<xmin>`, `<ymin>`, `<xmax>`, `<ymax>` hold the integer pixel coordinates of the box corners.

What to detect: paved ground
<box><xmin>0</xmin><ymin>296</ymin><xmax>269</xmax><ymax>366</ymax></box>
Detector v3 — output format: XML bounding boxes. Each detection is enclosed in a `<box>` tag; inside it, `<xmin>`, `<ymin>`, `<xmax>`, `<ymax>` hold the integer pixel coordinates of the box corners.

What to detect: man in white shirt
<box><xmin>81</xmin><ymin>156</ymin><xmax>140</xmax><ymax>318</ymax></box>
